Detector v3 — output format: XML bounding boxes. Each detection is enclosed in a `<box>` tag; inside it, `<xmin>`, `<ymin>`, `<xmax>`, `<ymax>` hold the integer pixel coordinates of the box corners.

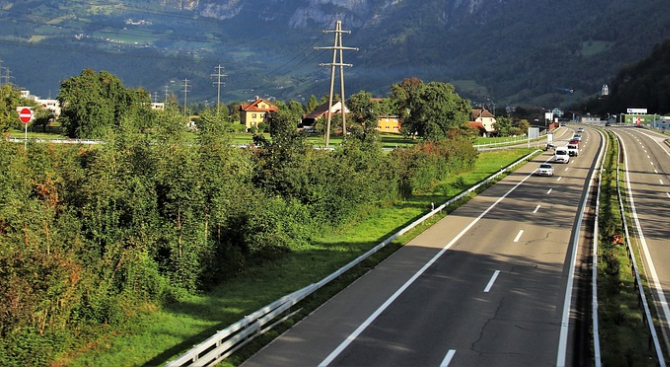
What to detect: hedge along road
<box><xmin>241</xmin><ymin>128</ymin><xmax>604</xmax><ymax>367</ymax></box>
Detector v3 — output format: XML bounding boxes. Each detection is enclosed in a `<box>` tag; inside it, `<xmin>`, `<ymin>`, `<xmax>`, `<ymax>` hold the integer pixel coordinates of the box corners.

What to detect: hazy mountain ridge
<box><xmin>0</xmin><ymin>0</ymin><xmax>669</xmax><ymax>108</ymax></box>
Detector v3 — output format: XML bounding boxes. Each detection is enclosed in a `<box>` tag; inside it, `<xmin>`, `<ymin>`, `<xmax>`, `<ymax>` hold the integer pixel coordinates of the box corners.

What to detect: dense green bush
<box><xmin>0</xmin><ymin>104</ymin><xmax>480</xmax><ymax>364</ymax></box>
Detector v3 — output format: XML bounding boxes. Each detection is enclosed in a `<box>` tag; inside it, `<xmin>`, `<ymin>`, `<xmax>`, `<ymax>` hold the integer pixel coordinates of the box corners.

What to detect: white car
<box><xmin>554</xmin><ymin>146</ymin><xmax>570</xmax><ymax>163</ymax></box>
<box><xmin>577</xmin><ymin>127</ymin><xmax>584</xmax><ymax>133</ymax></box>
<box><xmin>536</xmin><ymin>163</ymin><xmax>554</xmax><ymax>176</ymax></box>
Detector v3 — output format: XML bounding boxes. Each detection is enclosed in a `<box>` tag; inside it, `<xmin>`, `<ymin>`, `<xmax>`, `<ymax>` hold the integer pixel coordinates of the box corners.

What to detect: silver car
<box><xmin>536</xmin><ymin>163</ymin><xmax>554</xmax><ymax>176</ymax></box>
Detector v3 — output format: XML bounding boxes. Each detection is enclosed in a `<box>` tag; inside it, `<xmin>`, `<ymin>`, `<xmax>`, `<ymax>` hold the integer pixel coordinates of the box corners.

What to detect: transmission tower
<box><xmin>182</xmin><ymin>79</ymin><xmax>190</xmax><ymax>116</ymax></box>
<box><xmin>163</xmin><ymin>85</ymin><xmax>171</xmax><ymax>103</ymax></box>
<box><xmin>315</xmin><ymin>20</ymin><xmax>358</xmax><ymax>147</ymax></box>
<box><xmin>210</xmin><ymin>64</ymin><xmax>228</xmax><ymax>116</ymax></box>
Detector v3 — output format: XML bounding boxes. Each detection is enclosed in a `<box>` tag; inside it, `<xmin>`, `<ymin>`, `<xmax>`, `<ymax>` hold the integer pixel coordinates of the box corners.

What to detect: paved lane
<box><xmin>611</xmin><ymin>127</ymin><xmax>670</xmax><ymax>347</ymax></box>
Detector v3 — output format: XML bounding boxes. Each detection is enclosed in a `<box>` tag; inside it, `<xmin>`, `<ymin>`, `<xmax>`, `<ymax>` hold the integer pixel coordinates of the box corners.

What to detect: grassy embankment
<box><xmin>61</xmin><ymin>148</ymin><xmax>537</xmax><ymax>367</ymax></box>
<box><xmin>597</xmin><ymin>130</ymin><xmax>658</xmax><ymax>365</ymax></box>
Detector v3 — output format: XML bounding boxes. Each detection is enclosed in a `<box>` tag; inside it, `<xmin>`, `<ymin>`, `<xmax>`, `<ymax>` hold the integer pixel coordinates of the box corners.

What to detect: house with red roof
<box><xmin>239</xmin><ymin>98</ymin><xmax>279</xmax><ymax>130</ymax></box>
<box><xmin>469</xmin><ymin>108</ymin><xmax>497</xmax><ymax>136</ymax></box>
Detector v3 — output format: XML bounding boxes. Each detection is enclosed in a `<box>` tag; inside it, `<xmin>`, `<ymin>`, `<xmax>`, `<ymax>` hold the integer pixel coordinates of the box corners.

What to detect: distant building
<box><xmin>301</xmin><ymin>101</ymin><xmax>349</xmax><ymax>127</ymax></box>
<box><xmin>37</xmin><ymin>98</ymin><xmax>61</xmax><ymax>118</ymax></box>
<box><xmin>469</xmin><ymin>108</ymin><xmax>497</xmax><ymax>136</ymax></box>
<box><xmin>377</xmin><ymin>115</ymin><xmax>401</xmax><ymax>133</ymax></box>
<box><xmin>239</xmin><ymin>97</ymin><xmax>279</xmax><ymax>130</ymax></box>
<box><xmin>602</xmin><ymin>84</ymin><xmax>609</xmax><ymax>96</ymax></box>
<box><xmin>151</xmin><ymin>102</ymin><xmax>165</xmax><ymax>111</ymax></box>
<box><xmin>19</xmin><ymin>90</ymin><xmax>61</xmax><ymax>118</ymax></box>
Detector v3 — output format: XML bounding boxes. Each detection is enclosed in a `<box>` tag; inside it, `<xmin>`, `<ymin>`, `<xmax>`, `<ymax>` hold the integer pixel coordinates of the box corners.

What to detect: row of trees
<box><xmin>1</xmin><ymin>72</ymin><xmax>479</xmax><ymax>365</ymax></box>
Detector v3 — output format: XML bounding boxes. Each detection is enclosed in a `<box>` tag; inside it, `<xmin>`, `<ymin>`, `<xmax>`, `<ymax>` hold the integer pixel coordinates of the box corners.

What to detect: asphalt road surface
<box><xmin>610</xmin><ymin>126</ymin><xmax>670</xmax><ymax>350</ymax></box>
<box><xmin>242</xmin><ymin>126</ymin><xmax>602</xmax><ymax>367</ymax></box>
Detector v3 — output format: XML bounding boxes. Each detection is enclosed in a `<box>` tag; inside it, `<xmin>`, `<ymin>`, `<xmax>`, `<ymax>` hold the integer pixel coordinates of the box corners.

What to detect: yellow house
<box><xmin>377</xmin><ymin>115</ymin><xmax>401</xmax><ymax>133</ymax></box>
<box><xmin>239</xmin><ymin>98</ymin><xmax>279</xmax><ymax>130</ymax></box>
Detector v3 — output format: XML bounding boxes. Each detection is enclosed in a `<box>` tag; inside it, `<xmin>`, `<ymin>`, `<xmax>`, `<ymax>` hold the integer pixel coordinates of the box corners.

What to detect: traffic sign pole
<box><xmin>18</xmin><ymin>107</ymin><xmax>33</xmax><ymax>150</ymax></box>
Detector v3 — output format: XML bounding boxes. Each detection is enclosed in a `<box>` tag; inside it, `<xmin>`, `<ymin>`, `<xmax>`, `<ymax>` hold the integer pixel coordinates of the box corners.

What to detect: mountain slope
<box><xmin>0</xmin><ymin>0</ymin><xmax>669</xmax><ymax>108</ymax></box>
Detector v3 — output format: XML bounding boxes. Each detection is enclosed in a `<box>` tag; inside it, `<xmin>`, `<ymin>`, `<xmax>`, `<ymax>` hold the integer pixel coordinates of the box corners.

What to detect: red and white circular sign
<box><xmin>19</xmin><ymin>107</ymin><xmax>33</xmax><ymax>124</ymax></box>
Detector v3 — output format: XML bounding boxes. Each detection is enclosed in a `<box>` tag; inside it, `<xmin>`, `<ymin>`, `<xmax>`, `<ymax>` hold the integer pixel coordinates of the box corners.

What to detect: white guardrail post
<box><xmin>164</xmin><ymin>150</ymin><xmax>541</xmax><ymax>367</ymax></box>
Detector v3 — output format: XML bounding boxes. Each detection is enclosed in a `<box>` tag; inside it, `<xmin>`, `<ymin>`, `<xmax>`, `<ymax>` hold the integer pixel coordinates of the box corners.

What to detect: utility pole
<box><xmin>2</xmin><ymin>66</ymin><xmax>11</xmax><ymax>87</ymax></box>
<box><xmin>315</xmin><ymin>20</ymin><xmax>358</xmax><ymax>147</ymax></box>
<box><xmin>182</xmin><ymin>79</ymin><xmax>190</xmax><ymax>116</ymax></box>
<box><xmin>0</xmin><ymin>57</ymin><xmax>3</xmax><ymax>88</ymax></box>
<box><xmin>163</xmin><ymin>84</ymin><xmax>170</xmax><ymax>103</ymax></box>
<box><xmin>210</xmin><ymin>64</ymin><xmax>227</xmax><ymax>116</ymax></box>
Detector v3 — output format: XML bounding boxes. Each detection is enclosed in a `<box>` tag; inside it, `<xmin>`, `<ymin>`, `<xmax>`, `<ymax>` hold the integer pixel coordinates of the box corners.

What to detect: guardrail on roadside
<box><xmin>591</xmin><ymin>130</ymin><xmax>606</xmax><ymax>367</ymax></box>
<box><xmin>6</xmin><ymin>137</ymin><xmax>103</xmax><ymax>145</ymax></box>
<box><xmin>166</xmin><ymin>149</ymin><xmax>541</xmax><ymax>367</ymax></box>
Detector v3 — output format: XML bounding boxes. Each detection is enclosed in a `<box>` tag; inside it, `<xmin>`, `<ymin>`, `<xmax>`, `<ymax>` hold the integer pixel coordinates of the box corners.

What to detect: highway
<box><xmin>242</xmin><ymin>126</ymin><xmax>603</xmax><ymax>367</ymax></box>
<box><xmin>610</xmin><ymin>126</ymin><xmax>670</xmax><ymax>350</ymax></box>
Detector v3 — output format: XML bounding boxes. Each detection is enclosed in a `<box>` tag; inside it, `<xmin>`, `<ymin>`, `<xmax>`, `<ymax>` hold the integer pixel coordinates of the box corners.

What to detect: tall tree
<box><xmin>57</xmin><ymin>69</ymin><xmax>152</xmax><ymax>138</ymax></box>
<box><xmin>306</xmin><ymin>95</ymin><xmax>319</xmax><ymax>113</ymax></box>
<box><xmin>394</xmin><ymin>80</ymin><xmax>471</xmax><ymax>141</ymax></box>
<box><xmin>0</xmin><ymin>84</ymin><xmax>23</xmax><ymax>133</ymax></box>
<box><xmin>346</xmin><ymin>91</ymin><xmax>380</xmax><ymax>145</ymax></box>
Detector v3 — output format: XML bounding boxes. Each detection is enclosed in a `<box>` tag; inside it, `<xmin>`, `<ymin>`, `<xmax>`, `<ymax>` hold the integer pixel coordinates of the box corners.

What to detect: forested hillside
<box><xmin>581</xmin><ymin>37</ymin><xmax>670</xmax><ymax>115</ymax></box>
<box><xmin>1</xmin><ymin>0</ymin><xmax>669</xmax><ymax>108</ymax></box>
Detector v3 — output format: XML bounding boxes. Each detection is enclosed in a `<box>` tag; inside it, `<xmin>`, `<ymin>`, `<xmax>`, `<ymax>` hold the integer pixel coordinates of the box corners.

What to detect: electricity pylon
<box><xmin>315</xmin><ymin>20</ymin><xmax>358</xmax><ymax>147</ymax></box>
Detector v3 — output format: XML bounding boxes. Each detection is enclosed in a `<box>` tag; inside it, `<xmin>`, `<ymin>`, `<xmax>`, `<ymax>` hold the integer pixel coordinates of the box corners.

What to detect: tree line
<box><xmin>0</xmin><ymin>70</ymin><xmax>479</xmax><ymax>365</ymax></box>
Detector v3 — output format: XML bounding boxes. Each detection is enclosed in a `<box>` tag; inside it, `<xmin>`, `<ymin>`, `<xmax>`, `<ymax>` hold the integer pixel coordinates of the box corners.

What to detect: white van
<box><xmin>554</xmin><ymin>146</ymin><xmax>570</xmax><ymax>163</ymax></box>
<box><xmin>567</xmin><ymin>143</ymin><xmax>579</xmax><ymax>157</ymax></box>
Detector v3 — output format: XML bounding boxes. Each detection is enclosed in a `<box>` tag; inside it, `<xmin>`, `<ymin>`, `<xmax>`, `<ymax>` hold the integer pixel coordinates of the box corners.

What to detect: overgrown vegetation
<box><xmin>597</xmin><ymin>130</ymin><xmax>657</xmax><ymax>366</ymax></box>
<box><xmin>0</xmin><ymin>75</ymin><xmax>482</xmax><ymax>365</ymax></box>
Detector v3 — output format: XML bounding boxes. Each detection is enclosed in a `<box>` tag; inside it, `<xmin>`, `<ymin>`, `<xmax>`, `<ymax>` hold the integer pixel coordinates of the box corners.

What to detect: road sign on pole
<box><xmin>18</xmin><ymin>107</ymin><xmax>33</xmax><ymax>123</ymax></box>
<box><xmin>17</xmin><ymin>106</ymin><xmax>33</xmax><ymax>150</ymax></box>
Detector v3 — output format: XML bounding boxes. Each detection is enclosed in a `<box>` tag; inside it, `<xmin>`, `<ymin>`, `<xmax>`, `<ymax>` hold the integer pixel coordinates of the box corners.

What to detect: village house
<box><xmin>301</xmin><ymin>101</ymin><xmax>349</xmax><ymax>129</ymax></box>
<box><xmin>377</xmin><ymin>115</ymin><xmax>401</xmax><ymax>133</ymax></box>
<box><xmin>469</xmin><ymin>108</ymin><xmax>497</xmax><ymax>136</ymax></box>
<box><xmin>239</xmin><ymin>98</ymin><xmax>279</xmax><ymax>130</ymax></box>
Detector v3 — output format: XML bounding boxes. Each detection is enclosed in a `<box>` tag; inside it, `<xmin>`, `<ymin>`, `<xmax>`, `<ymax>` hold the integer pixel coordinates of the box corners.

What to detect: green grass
<box><xmin>60</xmin><ymin>148</ymin><xmax>535</xmax><ymax>367</ymax></box>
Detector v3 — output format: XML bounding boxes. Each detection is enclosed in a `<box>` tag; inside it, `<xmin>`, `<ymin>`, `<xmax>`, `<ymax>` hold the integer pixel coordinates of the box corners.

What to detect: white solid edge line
<box><xmin>318</xmin><ymin>168</ymin><xmax>535</xmax><ymax>366</ymax></box>
<box><xmin>622</xmin><ymin>137</ymin><xmax>670</xmax><ymax>342</ymax></box>
<box><xmin>484</xmin><ymin>270</ymin><xmax>501</xmax><ymax>293</ymax></box>
<box><xmin>440</xmin><ymin>349</ymin><xmax>457</xmax><ymax>367</ymax></box>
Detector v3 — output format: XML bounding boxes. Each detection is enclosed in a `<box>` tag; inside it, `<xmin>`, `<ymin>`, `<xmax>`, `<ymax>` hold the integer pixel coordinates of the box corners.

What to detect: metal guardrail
<box><xmin>6</xmin><ymin>137</ymin><xmax>102</xmax><ymax>145</ymax></box>
<box><xmin>165</xmin><ymin>149</ymin><xmax>541</xmax><ymax>367</ymax></box>
<box><xmin>613</xmin><ymin>131</ymin><xmax>666</xmax><ymax>366</ymax></box>
<box><xmin>591</xmin><ymin>130</ymin><xmax>606</xmax><ymax>367</ymax></box>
